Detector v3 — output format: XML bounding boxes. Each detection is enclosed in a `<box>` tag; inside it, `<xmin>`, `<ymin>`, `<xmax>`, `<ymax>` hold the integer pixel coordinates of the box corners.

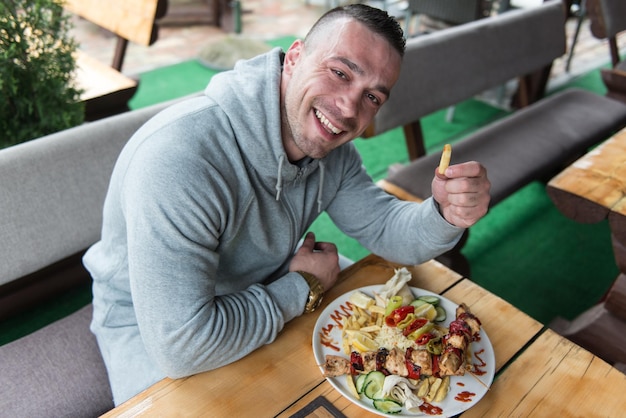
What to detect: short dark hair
<box><xmin>305</xmin><ymin>4</ymin><xmax>405</xmax><ymax>58</ymax></box>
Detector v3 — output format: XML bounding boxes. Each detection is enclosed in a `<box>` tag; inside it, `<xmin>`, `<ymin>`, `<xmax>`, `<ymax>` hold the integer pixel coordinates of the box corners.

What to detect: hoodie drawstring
<box><xmin>317</xmin><ymin>160</ymin><xmax>325</xmax><ymax>213</ymax></box>
<box><xmin>275</xmin><ymin>155</ymin><xmax>325</xmax><ymax>213</ymax></box>
<box><xmin>275</xmin><ymin>154</ymin><xmax>284</xmax><ymax>201</ymax></box>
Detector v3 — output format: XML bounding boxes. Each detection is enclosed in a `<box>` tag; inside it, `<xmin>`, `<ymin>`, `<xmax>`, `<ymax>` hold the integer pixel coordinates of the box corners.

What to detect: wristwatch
<box><xmin>298</xmin><ymin>271</ymin><xmax>324</xmax><ymax>313</ymax></box>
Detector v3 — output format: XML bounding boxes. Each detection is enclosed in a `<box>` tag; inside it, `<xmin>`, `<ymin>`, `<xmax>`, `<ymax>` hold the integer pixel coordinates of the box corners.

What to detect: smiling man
<box><xmin>84</xmin><ymin>4</ymin><xmax>490</xmax><ymax>406</ymax></box>
<box><xmin>281</xmin><ymin>18</ymin><xmax>401</xmax><ymax>160</ymax></box>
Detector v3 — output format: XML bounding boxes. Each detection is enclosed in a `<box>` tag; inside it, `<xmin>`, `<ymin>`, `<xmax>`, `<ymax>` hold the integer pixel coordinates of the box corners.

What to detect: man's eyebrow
<box><xmin>335</xmin><ymin>56</ymin><xmax>391</xmax><ymax>99</ymax></box>
<box><xmin>336</xmin><ymin>56</ymin><xmax>363</xmax><ymax>75</ymax></box>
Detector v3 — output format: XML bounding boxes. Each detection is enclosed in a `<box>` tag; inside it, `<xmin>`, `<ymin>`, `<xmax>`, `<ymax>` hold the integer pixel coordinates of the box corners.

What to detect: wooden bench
<box><xmin>366</xmin><ymin>0</ymin><xmax>626</xmax><ymax>275</ymax></box>
<box><xmin>64</xmin><ymin>0</ymin><xmax>168</xmax><ymax>121</ymax></box>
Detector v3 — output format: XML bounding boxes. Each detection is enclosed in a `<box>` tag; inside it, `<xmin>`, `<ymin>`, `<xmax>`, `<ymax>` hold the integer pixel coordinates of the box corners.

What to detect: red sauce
<box><xmin>329</xmin><ymin>301</ymin><xmax>354</xmax><ymax>328</ymax></box>
<box><xmin>454</xmin><ymin>391</ymin><xmax>476</xmax><ymax>402</ymax></box>
<box><xmin>470</xmin><ymin>348</ymin><xmax>487</xmax><ymax>376</ymax></box>
<box><xmin>320</xmin><ymin>335</ymin><xmax>340</xmax><ymax>351</ymax></box>
<box><xmin>419</xmin><ymin>402</ymin><xmax>443</xmax><ymax>415</ymax></box>
<box><xmin>319</xmin><ymin>301</ymin><xmax>354</xmax><ymax>352</ymax></box>
<box><xmin>456</xmin><ymin>382</ymin><xmax>465</xmax><ymax>387</ymax></box>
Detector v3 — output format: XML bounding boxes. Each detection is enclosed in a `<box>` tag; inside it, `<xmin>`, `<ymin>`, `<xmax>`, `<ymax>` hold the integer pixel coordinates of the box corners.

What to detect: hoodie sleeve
<box><xmin>325</xmin><ymin>145</ymin><xmax>464</xmax><ymax>265</ymax></box>
<box><xmin>120</xmin><ymin>132</ymin><xmax>309</xmax><ymax>379</ymax></box>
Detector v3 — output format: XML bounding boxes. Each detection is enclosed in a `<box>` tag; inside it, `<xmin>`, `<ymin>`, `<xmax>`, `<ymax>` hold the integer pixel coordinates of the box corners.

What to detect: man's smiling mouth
<box><xmin>315</xmin><ymin>109</ymin><xmax>343</xmax><ymax>135</ymax></box>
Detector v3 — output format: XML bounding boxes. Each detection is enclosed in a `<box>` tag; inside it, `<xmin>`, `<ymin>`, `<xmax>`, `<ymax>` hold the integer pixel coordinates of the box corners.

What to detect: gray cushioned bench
<box><xmin>369</xmin><ymin>0</ymin><xmax>626</xmax><ymax>275</ymax></box>
<box><xmin>0</xmin><ymin>98</ymin><xmax>180</xmax><ymax>417</ymax></box>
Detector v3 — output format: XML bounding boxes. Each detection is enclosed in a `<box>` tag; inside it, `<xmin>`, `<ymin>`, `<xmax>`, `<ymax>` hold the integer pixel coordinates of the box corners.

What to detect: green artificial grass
<box><xmin>1</xmin><ymin>38</ymin><xmax>620</xmax><ymax>346</ymax></box>
<box><xmin>128</xmin><ymin>36</ymin><xmax>297</xmax><ymax>109</ymax></box>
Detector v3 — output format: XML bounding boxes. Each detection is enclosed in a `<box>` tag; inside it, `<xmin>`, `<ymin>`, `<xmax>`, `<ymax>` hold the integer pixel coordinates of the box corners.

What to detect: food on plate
<box><xmin>438</xmin><ymin>143</ymin><xmax>452</xmax><ymax>175</ymax></box>
<box><xmin>320</xmin><ymin>268</ymin><xmax>483</xmax><ymax>414</ymax></box>
<box><xmin>439</xmin><ymin>303</ymin><xmax>482</xmax><ymax>376</ymax></box>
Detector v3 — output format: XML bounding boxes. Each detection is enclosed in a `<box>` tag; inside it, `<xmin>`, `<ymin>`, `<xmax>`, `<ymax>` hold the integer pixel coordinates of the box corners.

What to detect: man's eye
<box><xmin>333</xmin><ymin>69</ymin><xmax>347</xmax><ymax>79</ymax></box>
<box><xmin>366</xmin><ymin>93</ymin><xmax>380</xmax><ymax>105</ymax></box>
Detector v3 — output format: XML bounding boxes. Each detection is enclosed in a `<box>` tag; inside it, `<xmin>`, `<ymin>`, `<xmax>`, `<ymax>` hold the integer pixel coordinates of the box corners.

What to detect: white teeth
<box><xmin>315</xmin><ymin>110</ymin><xmax>342</xmax><ymax>135</ymax></box>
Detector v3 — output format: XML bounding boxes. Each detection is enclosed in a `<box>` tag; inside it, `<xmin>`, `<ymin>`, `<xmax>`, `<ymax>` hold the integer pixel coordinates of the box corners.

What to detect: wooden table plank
<box><xmin>461</xmin><ymin>329</ymin><xmax>626</xmax><ymax>417</ymax></box>
<box><xmin>547</xmin><ymin>127</ymin><xmax>626</xmax><ymax>223</ymax></box>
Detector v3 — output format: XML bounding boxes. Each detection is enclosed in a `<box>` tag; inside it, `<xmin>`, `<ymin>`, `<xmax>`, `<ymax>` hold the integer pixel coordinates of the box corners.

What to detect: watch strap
<box><xmin>298</xmin><ymin>271</ymin><xmax>324</xmax><ymax>313</ymax></box>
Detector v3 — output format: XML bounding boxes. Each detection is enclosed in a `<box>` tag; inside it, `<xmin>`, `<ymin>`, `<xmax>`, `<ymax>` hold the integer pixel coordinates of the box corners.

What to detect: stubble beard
<box><xmin>281</xmin><ymin>97</ymin><xmax>330</xmax><ymax>160</ymax></box>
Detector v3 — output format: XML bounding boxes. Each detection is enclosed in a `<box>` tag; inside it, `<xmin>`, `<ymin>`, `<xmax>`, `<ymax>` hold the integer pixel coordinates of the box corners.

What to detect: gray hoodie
<box><xmin>84</xmin><ymin>48</ymin><xmax>462</xmax><ymax>404</ymax></box>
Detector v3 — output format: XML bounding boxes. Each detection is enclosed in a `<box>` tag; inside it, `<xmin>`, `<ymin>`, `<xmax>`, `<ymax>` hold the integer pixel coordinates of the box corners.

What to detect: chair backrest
<box><xmin>368</xmin><ymin>0</ymin><xmax>566</xmax><ymax>137</ymax></box>
<box><xmin>64</xmin><ymin>0</ymin><xmax>168</xmax><ymax>70</ymax></box>
<box><xmin>407</xmin><ymin>0</ymin><xmax>487</xmax><ymax>25</ymax></box>
<box><xmin>587</xmin><ymin>0</ymin><xmax>626</xmax><ymax>67</ymax></box>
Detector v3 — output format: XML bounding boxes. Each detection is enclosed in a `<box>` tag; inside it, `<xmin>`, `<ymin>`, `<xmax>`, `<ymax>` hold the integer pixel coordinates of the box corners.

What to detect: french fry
<box><xmin>438</xmin><ymin>144</ymin><xmax>452</xmax><ymax>175</ymax></box>
<box><xmin>359</xmin><ymin>325</ymin><xmax>381</xmax><ymax>333</ymax></box>
<box><xmin>369</xmin><ymin>305</ymin><xmax>385</xmax><ymax>315</ymax></box>
<box><xmin>342</xmin><ymin>336</ymin><xmax>351</xmax><ymax>355</ymax></box>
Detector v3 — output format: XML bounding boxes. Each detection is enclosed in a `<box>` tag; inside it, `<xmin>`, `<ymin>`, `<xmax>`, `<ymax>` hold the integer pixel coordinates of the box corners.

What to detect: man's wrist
<box><xmin>297</xmin><ymin>271</ymin><xmax>324</xmax><ymax>313</ymax></box>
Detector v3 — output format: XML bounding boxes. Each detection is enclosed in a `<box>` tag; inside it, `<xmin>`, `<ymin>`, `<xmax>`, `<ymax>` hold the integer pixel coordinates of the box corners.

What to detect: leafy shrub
<box><xmin>0</xmin><ymin>0</ymin><xmax>84</xmax><ymax>148</ymax></box>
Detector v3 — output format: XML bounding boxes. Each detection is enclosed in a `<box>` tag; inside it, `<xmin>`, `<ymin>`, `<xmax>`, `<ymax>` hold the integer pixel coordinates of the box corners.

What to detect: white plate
<box><xmin>312</xmin><ymin>285</ymin><xmax>495</xmax><ymax>417</ymax></box>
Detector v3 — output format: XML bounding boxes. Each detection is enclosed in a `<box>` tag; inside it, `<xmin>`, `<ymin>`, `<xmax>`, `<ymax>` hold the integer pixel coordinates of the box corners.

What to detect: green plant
<box><xmin>0</xmin><ymin>0</ymin><xmax>84</xmax><ymax>148</ymax></box>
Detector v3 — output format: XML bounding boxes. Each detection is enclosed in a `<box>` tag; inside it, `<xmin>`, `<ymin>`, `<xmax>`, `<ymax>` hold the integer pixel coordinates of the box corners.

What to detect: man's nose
<box><xmin>336</xmin><ymin>89</ymin><xmax>360</xmax><ymax>118</ymax></box>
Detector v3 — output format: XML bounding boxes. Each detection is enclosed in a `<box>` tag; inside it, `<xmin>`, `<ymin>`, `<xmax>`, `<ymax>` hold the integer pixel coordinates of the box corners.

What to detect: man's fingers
<box><xmin>299</xmin><ymin>232</ymin><xmax>316</xmax><ymax>251</ymax></box>
<box><xmin>314</xmin><ymin>241</ymin><xmax>338</xmax><ymax>254</ymax></box>
<box><xmin>444</xmin><ymin>161</ymin><xmax>485</xmax><ymax>179</ymax></box>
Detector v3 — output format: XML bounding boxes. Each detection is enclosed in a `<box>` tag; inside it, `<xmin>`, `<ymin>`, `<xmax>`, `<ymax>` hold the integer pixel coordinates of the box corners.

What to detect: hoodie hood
<box><xmin>204</xmin><ymin>47</ymin><xmax>326</xmax><ymax>210</ymax></box>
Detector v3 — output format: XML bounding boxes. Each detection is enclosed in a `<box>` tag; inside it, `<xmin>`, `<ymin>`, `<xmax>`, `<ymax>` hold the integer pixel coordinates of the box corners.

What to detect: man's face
<box><xmin>280</xmin><ymin>19</ymin><xmax>402</xmax><ymax>161</ymax></box>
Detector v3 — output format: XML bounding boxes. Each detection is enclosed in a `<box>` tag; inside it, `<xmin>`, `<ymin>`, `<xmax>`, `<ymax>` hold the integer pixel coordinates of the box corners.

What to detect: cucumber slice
<box><xmin>373</xmin><ymin>399</ymin><xmax>403</xmax><ymax>414</ymax></box>
<box><xmin>362</xmin><ymin>371</ymin><xmax>385</xmax><ymax>399</ymax></box>
<box><xmin>418</xmin><ymin>295</ymin><xmax>440</xmax><ymax>305</ymax></box>
<box><xmin>434</xmin><ymin>306</ymin><xmax>447</xmax><ymax>322</ymax></box>
<box><xmin>355</xmin><ymin>373</ymin><xmax>368</xmax><ymax>394</ymax></box>
<box><xmin>410</xmin><ymin>299</ymin><xmax>428</xmax><ymax>309</ymax></box>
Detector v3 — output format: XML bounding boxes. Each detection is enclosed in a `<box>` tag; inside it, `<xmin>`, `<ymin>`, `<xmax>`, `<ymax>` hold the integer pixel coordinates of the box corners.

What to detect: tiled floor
<box><xmin>69</xmin><ymin>0</ymin><xmax>624</xmax><ymax>91</ymax></box>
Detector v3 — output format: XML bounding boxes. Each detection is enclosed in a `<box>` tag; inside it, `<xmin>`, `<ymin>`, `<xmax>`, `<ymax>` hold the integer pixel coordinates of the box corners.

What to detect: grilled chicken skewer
<box><xmin>322</xmin><ymin>303</ymin><xmax>481</xmax><ymax>378</ymax></box>
<box><xmin>439</xmin><ymin>303</ymin><xmax>481</xmax><ymax>376</ymax></box>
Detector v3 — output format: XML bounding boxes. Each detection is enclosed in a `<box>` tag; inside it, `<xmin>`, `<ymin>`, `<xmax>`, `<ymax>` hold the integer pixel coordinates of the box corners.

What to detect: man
<box><xmin>85</xmin><ymin>4</ymin><xmax>490</xmax><ymax>405</ymax></box>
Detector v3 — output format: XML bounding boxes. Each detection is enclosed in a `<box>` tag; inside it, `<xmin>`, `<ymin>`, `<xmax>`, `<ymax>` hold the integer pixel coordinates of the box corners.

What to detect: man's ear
<box><xmin>283</xmin><ymin>39</ymin><xmax>304</xmax><ymax>75</ymax></box>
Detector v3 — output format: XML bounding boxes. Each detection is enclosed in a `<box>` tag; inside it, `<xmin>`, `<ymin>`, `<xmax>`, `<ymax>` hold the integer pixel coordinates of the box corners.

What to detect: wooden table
<box><xmin>102</xmin><ymin>255</ymin><xmax>626</xmax><ymax>417</ymax></box>
<box><xmin>547</xmin><ymin>126</ymin><xmax>626</xmax><ymax>366</ymax></box>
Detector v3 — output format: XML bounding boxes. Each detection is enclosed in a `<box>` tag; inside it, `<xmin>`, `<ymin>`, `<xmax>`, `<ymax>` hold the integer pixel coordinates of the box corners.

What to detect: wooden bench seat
<box><xmin>64</xmin><ymin>0</ymin><xmax>168</xmax><ymax>121</ymax></box>
<box><xmin>368</xmin><ymin>0</ymin><xmax>626</xmax><ymax>275</ymax></box>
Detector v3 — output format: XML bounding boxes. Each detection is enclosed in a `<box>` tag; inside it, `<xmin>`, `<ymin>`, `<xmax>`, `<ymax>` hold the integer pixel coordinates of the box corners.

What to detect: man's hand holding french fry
<box><xmin>431</xmin><ymin>144</ymin><xmax>491</xmax><ymax>229</ymax></box>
